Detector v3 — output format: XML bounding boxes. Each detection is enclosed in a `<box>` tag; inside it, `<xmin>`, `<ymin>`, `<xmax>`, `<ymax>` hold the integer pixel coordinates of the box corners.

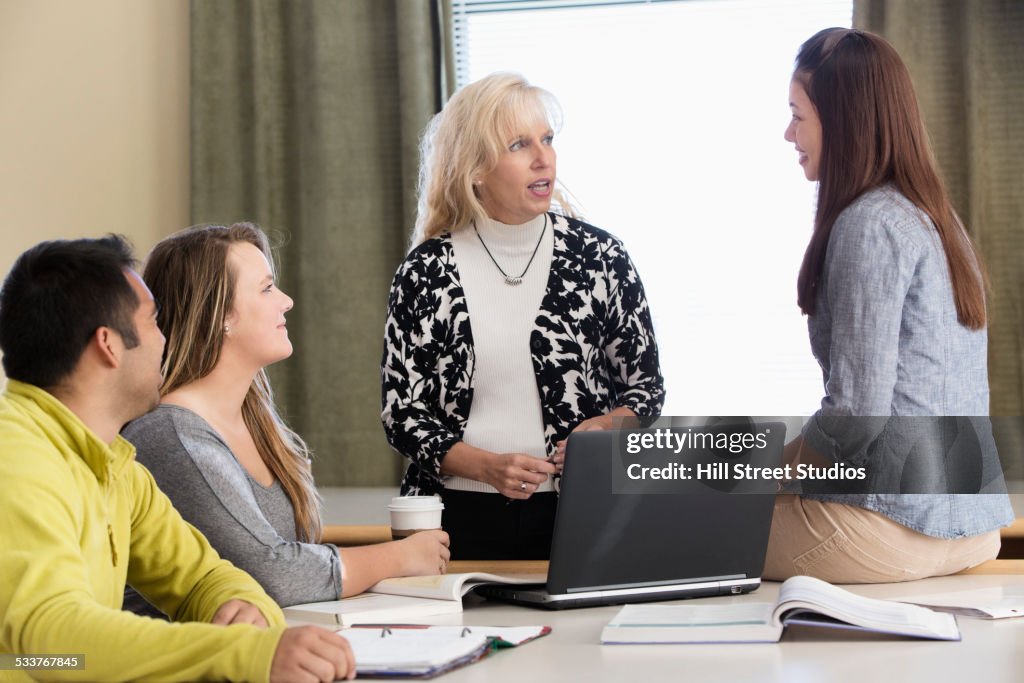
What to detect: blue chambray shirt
<box><xmin>800</xmin><ymin>185</ymin><xmax>1014</xmax><ymax>538</ymax></box>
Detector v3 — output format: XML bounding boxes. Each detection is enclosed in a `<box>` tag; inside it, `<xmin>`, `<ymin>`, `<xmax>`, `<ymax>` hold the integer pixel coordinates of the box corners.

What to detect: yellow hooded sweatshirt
<box><xmin>0</xmin><ymin>380</ymin><xmax>286</xmax><ymax>681</ymax></box>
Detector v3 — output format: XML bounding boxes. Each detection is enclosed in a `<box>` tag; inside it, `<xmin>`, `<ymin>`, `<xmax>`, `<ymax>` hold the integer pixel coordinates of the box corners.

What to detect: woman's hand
<box><xmin>397</xmin><ymin>529</ymin><xmax>451</xmax><ymax>576</ymax></box>
<box><xmin>440</xmin><ymin>443</ymin><xmax>556</xmax><ymax>499</ymax></box>
<box><xmin>481</xmin><ymin>452</ymin><xmax>557</xmax><ymax>499</ymax></box>
<box><xmin>338</xmin><ymin>530</ymin><xmax>450</xmax><ymax>595</ymax></box>
<box><xmin>552</xmin><ymin>407</ymin><xmax>639</xmax><ymax>473</ymax></box>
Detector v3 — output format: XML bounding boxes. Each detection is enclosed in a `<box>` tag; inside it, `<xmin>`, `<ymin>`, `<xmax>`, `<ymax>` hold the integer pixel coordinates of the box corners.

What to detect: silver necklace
<box><xmin>473</xmin><ymin>214</ymin><xmax>548</xmax><ymax>286</ymax></box>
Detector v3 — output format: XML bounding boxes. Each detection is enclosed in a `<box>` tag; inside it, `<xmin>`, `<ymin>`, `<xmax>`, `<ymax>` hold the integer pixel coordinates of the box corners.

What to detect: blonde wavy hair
<box><xmin>143</xmin><ymin>223</ymin><xmax>322</xmax><ymax>542</ymax></box>
<box><xmin>412</xmin><ymin>72</ymin><xmax>575</xmax><ymax>246</ymax></box>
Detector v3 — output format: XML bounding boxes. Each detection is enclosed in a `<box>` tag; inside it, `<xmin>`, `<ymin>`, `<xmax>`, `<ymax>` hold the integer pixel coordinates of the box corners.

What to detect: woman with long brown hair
<box><xmin>123</xmin><ymin>223</ymin><xmax>448</xmax><ymax>610</ymax></box>
<box><xmin>768</xmin><ymin>27</ymin><xmax>1013</xmax><ymax>583</ymax></box>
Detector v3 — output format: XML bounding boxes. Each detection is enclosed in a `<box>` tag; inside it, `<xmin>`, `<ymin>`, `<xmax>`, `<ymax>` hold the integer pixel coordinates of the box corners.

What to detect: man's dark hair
<box><xmin>0</xmin><ymin>235</ymin><xmax>141</xmax><ymax>388</ymax></box>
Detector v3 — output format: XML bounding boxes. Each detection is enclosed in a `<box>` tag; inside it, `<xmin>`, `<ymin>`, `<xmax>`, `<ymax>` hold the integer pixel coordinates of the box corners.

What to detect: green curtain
<box><xmin>855</xmin><ymin>0</ymin><xmax>1024</xmax><ymax>478</ymax></box>
<box><xmin>190</xmin><ymin>0</ymin><xmax>443</xmax><ymax>485</ymax></box>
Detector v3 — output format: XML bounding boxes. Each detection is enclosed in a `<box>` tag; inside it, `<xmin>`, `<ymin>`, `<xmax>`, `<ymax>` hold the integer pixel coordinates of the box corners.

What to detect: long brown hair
<box><xmin>794</xmin><ymin>28</ymin><xmax>987</xmax><ymax>329</ymax></box>
<box><xmin>144</xmin><ymin>223</ymin><xmax>322</xmax><ymax>542</ymax></box>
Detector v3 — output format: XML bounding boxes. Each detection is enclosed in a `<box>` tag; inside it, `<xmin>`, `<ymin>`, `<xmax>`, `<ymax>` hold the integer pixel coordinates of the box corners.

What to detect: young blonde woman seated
<box><xmin>123</xmin><ymin>223</ymin><xmax>448</xmax><ymax>611</ymax></box>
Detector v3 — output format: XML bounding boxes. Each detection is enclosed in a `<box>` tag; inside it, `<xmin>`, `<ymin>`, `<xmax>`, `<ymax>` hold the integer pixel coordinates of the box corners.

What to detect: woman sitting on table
<box><xmin>381</xmin><ymin>72</ymin><xmax>665</xmax><ymax>560</ymax></box>
<box><xmin>767</xmin><ymin>28</ymin><xmax>1013</xmax><ymax>583</ymax></box>
<box><xmin>123</xmin><ymin>223</ymin><xmax>449</xmax><ymax>611</ymax></box>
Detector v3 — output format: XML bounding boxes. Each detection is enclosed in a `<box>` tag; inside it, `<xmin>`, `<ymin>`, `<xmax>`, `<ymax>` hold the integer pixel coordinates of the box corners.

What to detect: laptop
<box><xmin>476</xmin><ymin>420</ymin><xmax>786</xmax><ymax>609</ymax></box>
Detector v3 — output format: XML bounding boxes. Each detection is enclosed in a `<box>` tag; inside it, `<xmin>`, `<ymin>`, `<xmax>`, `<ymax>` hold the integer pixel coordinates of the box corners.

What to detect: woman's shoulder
<box><xmin>403</xmin><ymin>233</ymin><xmax>454</xmax><ymax>264</ymax></box>
<box><xmin>123</xmin><ymin>404</ymin><xmax>183</xmax><ymax>443</ymax></box>
<box><xmin>836</xmin><ymin>185</ymin><xmax>934</xmax><ymax>243</ymax></box>
<box><xmin>123</xmin><ymin>404</ymin><xmax>223</xmax><ymax>460</ymax></box>
<box><xmin>551</xmin><ymin>214</ymin><xmax>632</xmax><ymax>268</ymax></box>
<box><xmin>390</xmin><ymin>233</ymin><xmax>455</xmax><ymax>284</ymax></box>
<box><xmin>387</xmin><ymin>235</ymin><xmax>458</xmax><ymax>305</ymax></box>
<box><xmin>553</xmin><ymin>213</ymin><xmax>623</xmax><ymax>246</ymax></box>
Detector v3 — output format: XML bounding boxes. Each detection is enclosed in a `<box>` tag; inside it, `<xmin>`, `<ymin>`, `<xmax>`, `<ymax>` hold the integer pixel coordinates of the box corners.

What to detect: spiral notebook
<box><xmin>342</xmin><ymin>625</ymin><xmax>550</xmax><ymax>678</ymax></box>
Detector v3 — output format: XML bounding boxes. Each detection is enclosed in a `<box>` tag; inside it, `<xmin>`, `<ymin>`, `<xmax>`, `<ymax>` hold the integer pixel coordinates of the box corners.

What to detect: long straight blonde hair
<box><xmin>413</xmin><ymin>72</ymin><xmax>574</xmax><ymax>246</ymax></box>
<box><xmin>144</xmin><ymin>223</ymin><xmax>322</xmax><ymax>542</ymax></box>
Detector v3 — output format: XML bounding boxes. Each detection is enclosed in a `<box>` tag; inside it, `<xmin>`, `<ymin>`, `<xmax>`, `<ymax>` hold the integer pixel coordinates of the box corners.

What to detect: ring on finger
<box><xmin>519</xmin><ymin>481</ymin><xmax>528</xmax><ymax>491</ymax></box>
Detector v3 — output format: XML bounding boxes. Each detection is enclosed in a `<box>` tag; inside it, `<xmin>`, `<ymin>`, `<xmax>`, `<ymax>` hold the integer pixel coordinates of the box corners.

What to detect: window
<box><xmin>452</xmin><ymin>0</ymin><xmax>852</xmax><ymax>416</ymax></box>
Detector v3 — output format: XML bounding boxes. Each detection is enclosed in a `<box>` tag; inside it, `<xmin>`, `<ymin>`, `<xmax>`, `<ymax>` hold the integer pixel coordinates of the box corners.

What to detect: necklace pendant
<box><xmin>474</xmin><ymin>215</ymin><xmax>548</xmax><ymax>289</ymax></box>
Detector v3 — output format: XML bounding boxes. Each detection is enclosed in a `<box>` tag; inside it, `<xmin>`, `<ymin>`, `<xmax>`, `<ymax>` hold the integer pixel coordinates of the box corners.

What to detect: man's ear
<box><xmin>91</xmin><ymin>326</ymin><xmax>123</xmax><ymax>369</ymax></box>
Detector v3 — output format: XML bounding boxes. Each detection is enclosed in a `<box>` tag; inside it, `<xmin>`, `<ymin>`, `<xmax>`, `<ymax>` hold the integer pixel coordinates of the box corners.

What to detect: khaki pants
<box><xmin>763</xmin><ymin>495</ymin><xmax>1000</xmax><ymax>583</ymax></box>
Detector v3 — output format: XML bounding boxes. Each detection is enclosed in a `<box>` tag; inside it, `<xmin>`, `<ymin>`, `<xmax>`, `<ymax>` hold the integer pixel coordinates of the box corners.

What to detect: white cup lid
<box><xmin>388</xmin><ymin>495</ymin><xmax>444</xmax><ymax>510</ymax></box>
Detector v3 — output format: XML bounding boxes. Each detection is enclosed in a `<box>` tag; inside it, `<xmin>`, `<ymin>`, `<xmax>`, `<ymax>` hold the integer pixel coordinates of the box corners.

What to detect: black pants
<box><xmin>440</xmin><ymin>490</ymin><xmax>557</xmax><ymax>560</ymax></box>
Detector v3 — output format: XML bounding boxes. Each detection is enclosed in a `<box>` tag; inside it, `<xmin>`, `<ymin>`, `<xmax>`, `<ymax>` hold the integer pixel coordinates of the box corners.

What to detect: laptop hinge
<box><xmin>566</xmin><ymin>573</ymin><xmax>747</xmax><ymax>594</ymax></box>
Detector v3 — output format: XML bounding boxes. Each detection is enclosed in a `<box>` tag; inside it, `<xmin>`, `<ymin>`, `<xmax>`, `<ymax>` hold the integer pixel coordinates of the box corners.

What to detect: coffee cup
<box><xmin>388</xmin><ymin>496</ymin><xmax>444</xmax><ymax>540</ymax></box>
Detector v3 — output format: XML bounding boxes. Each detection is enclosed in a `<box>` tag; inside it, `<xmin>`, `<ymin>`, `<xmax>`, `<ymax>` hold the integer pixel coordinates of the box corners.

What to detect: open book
<box><xmin>283</xmin><ymin>571</ymin><xmax>546</xmax><ymax>626</ymax></box>
<box><xmin>601</xmin><ymin>575</ymin><xmax>960</xmax><ymax>644</ymax></box>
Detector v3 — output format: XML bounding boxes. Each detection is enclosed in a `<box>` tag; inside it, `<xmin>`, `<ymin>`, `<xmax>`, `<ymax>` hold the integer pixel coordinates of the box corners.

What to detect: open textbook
<box><xmin>283</xmin><ymin>571</ymin><xmax>546</xmax><ymax>626</ymax></box>
<box><xmin>601</xmin><ymin>575</ymin><xmax>961</xmax><ymax>644</ymax></box>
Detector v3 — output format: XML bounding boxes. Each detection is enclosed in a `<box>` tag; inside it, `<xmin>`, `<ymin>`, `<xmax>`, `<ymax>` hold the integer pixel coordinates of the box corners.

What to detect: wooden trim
<box><xmin>998</xmin><ymin>519</ymin><xmax>1024</xmax><ymax>559</ymax></box>
<box><xmin>321</xmin><ymin>519</ymin><xmax>1024</xmax><ymax>560</ymax></box>
<box><xmin>1001</xmin><ymin>518</ymin><xmax>1024</xmax><ymax>537</ymax></box>
<box><xmin>447</xmin><ymin>560</ymin><xmax>549</xmax><ymax>575</ymax></box>
<box><xmin>321</xmin><ymin>525</ymin><xmax>391</xmax><ymax>546</ymax></box>
<box><xmin>956</xmin><ymin>559</ymin><xmax>1024</xmax><ymax>575</ymax></box>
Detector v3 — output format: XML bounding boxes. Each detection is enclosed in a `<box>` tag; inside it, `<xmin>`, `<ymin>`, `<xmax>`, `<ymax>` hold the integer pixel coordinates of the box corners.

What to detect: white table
<box><xmin>310</xmin><ymin>574</ymin><xmax>1024</xmax><ymax>683</ymax></box>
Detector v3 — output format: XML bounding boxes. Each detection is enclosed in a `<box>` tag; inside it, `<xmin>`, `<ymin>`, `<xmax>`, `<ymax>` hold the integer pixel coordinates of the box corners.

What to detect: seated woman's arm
<box><xmin>127</xmin><ymin>410</ymin><xmax>450</xmax><ymax>603</ymax></box>
<box><xmin>335</xmin><ymin>532</ymin><xmax>449</xmax><ymax>595</ymax></box>
<box><xmin>800</xmin><ymin>208</ymin><xmax>911</xmax><ymax>460</ymax></box>
<box><xmin>125</xmin><ymin>411</ymin><xmax>341</xmax><ymax>606</ymax></box>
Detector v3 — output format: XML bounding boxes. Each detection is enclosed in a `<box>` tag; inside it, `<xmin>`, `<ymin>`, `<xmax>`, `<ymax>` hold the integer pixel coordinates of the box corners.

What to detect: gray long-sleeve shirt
<box><xmin>122</xmin><ymin>404</ymin><xmax>341</xmax><ymax>607</ymax></box>
<box><xmin>800</xmin><ymin>184</ymin><xmax>1013</xmax><ymax>537</ymax></box>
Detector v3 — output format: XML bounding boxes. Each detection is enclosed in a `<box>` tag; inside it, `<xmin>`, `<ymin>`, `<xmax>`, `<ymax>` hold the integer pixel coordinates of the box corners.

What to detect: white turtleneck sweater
<box><xmin>447</xmin><ymin>213</ymin><xmax>555</xmax><ymax>493</ymax></box>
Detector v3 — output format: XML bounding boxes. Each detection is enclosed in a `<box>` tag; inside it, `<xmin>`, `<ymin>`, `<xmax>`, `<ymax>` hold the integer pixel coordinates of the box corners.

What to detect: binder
<box><xmin>343</xmin><ymin>625</ymin><xmax>550</xmax><ymax>678</ymax></box>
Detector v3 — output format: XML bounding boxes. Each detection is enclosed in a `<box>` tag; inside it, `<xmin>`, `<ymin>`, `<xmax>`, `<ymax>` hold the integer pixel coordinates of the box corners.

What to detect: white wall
<box><xmin>0</xmin><ymin>0</ymin><xmax>190</xmax><ymax>381</ymax></box>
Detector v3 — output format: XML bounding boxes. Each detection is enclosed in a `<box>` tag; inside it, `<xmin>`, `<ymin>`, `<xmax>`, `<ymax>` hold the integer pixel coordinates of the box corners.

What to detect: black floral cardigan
<box><xmin>381</xmin><ymin>213</ymin><xmax>665</xmax><ymax>495</ymax></box>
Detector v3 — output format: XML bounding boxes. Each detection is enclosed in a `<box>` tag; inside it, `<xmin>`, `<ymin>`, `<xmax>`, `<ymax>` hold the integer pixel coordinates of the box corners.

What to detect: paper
<box><xmin>895</xmin><ymin>586</ymin><xmax>1024</xmax><ymax>619</ymax></box>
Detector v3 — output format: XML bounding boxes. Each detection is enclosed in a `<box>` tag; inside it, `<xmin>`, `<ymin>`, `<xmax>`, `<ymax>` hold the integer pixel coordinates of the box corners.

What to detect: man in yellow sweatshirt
<box><xmin>0</xmin><ymin>236</ymin><xmax>354</xmax><ymax>682</ymax></box>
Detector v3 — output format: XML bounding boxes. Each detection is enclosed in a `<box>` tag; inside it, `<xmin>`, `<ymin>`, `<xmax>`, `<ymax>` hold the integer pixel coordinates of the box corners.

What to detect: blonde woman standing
<box><xmin>382</xmin><ymin>73</ymin><xmax>665</xmax><ymax>560</ymax></box>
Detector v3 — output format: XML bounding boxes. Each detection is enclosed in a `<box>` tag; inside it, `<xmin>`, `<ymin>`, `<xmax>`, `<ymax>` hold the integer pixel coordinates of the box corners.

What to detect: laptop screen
<box><xmin>547</xmin><ymin>421</ymin><xmax>786</xmax><ymax>594</ymax></box>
